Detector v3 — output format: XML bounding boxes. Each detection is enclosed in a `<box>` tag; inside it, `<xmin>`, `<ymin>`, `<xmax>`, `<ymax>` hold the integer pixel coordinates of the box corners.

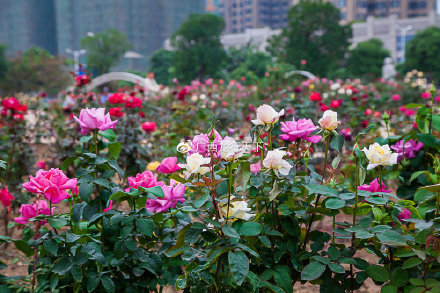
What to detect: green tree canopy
<box><xmin>0</xmin><ymin>45</ymin><xmax>7</xmax><ymax>82</ymax></box>
<box><xmin>81</xmin><ymin>29</ymin><xmax>132</xmax><ymax>76</ymax></box>
<box><xmin>0</xmin><ymin>47</ymin><xmax>71</xmax><ymax>96</ymax></box>
<box><xmin>171</xmin><ymin>14</ymin><xmax>226</xmax><ymax>83</ymax></box>
<box><xmin>347</xmin><ymin>38</ymin><xmax>390</xmax><ymax>81</ymax></box>
<box><xmin>270</xmin><ymin>0</ymin><xmax>351</xmax><ymax>77</ymax></box>
<box><xmin>148</xmin><ymin>49</ymin><xmax>175</xmax><ymax>85</ymax></box>
<box><xmin>403</xmin><ymin>26</ymin><xmax>440</xmax><ymax>80</ymax></box>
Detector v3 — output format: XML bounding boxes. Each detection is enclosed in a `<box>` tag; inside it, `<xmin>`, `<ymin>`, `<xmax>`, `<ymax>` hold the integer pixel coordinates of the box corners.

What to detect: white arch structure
<box><xmin>285</xmin><ymin>70</ymin><xmax>316</xmax><ymax>80</ymax></box>
<box><xmin>85</xmin><ymin>72</ymin><xmax>160</xmax><ymax>93</ymax></box>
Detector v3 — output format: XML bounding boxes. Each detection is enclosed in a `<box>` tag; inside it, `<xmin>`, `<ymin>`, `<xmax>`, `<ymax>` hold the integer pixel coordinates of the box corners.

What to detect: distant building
<box><xmin>352</xmin><ymin>11</ymin><xmax>440</xmax><ymax>62</ymax></box>
<box><xmin>219</xmin><ymin>0</ymin><xmax>294</xmax><ymax>34</ymax></box>
<box><xmin>0</xmin><ymin>0</ymin><xmax>57</xmax><ymax>56</ymax></box>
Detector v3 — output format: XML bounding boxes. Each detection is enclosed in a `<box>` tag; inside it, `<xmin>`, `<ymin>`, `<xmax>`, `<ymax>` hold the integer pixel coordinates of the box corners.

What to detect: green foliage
<box><xmin>404</xmin><ymin>26</ymin><xmax>440</xmax><ymax>80</ymax></box>
<box><xmin>0</xmin><ymin>45</ymin><xmax>7</xmax><ymax>82</ymax></box>
<box><xmin>81</xmin><ymin>29</ymin><xmax>132</xmax><ymax>76</ymax></box>
<box><xmin>226</xmin><ymin>45</ymin><xmax>271</xmax><ymax>84</ymax></box>
<box><xmin>148</xmin><ymin>49</ymin><xmax>175</xmax><ymax>85</ymax></box>
<box><xmin>171</xmin><ymin>14</ymin><xmax>226</xmax><ymax>83</ymax></box>
<box><xmin>0</xmin><ymin>47</ymin><xmax>71</xmax><ymax>95</ymax></box>
<box><xmin>347</xmin><ymin>39</ymin><xmax>390</xmax><ymax>81</ymax></box>
<box><xmin>270</xmin><ymin>0</ymin><xmax>351</xmax><ymax>76</ymax></box>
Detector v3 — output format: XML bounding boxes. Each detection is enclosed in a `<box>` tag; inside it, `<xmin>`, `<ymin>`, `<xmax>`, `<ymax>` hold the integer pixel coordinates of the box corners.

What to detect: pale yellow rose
<box><xmin>319</xmin><ymin>110</ymin><xmax>340</xmax><ymax>131</ymax></box>
<box><xmin>362</xmin><ymin>143</ymin><xmax>398</xmax><ymax>170</ymax></box>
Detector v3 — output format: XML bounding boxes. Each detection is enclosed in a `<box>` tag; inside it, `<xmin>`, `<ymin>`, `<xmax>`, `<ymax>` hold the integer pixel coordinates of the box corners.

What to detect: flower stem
<box><xmin>350</xmin><ymin>159</ymin><xmax>360</xmax><ymax>292</ymax></box>
<box><xmin>436</xmin><ymin>192</ymin><xmax>440</xmax><ymax>218</ymax></box>
<box><xmin>226</xmin><ymin>163</ymin><xmax>232</xmax><ymax>224</ymax></box>
<box><xmin>93</xmin><ymin>130</ymin><xmax>98</xmax><ymax>157</ymax></box>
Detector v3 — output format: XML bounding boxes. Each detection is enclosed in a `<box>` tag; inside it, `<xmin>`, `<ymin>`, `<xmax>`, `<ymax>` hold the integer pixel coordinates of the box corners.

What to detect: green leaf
<box><xmin>61</xmin><ymin>156</ymin><xmax>77</xmax><ymax>170</ymax></box>
<box><xmin>325</xmin><ymin>198</ymin><xmax>345</xmax><ymax>209</ymax></box>
<box><xmin>87</xmin><ymin>274</ymin><xmax>100</xmax><ymax>292</ymax></box>
<box><xmin>236</xmin><ymin>161</ymin><xmax>251</xmax><ymax>192</ymax></box>
<box><xmin>274</xmin><ymin>265</ymin><xmax>293</xmax><ymax>293</ymax></box>
<box><xmin>330</xmin><ymin>134</ymin><xmax>344</xmax><ymax>153</ymax></box>
<box><xmin>421</xmin><ymin>183</ymin><xmax>440</xmax><ymax>193</ymax></box>
<box><xmin>13</xmin><ymin>240</ymin><xmax>34</xmax><ymax>257</ymax></box>
<box><xmin>328</xmin><ymin>263</ymin><xmax>345</xmax><ymax>274</ymax></box>
<box><xmin>238</xmin><ymin>222</ymin><xmax>261</xmax><ymax>236</ymax></box>
<box><xmin>381</xmin><ymin>283</ymin><xmax>398</xmax><ymax>293</ymax></box>
<box><xmin>304</xmin><ymin>184</ymin><xmax>338</xmax><ymax>197</ymax></box>
<box><xmin>301</xmin><ymin>261</ymin><xmax>326</xmax><ymax>280</ymax></box>
<box><xmin>376</xmin><ymin>231</ymin><xmax>406</xmax><ymax>246</ymax></box>
<box><xmin>269</xmin><ymin>181</ymin><xmax>280</xmax><ymax>201</ymax></box>
<box><xmin>53</xmin><ymin>257</ymin><xmax>73</xmax><ymax>275</ymax></box>
<box><xmin>366</xmin><ymin>196</ymin><xmax>387</xmax><ymax>205</ymax></box>
<box><xmin>222</xmin><ymin>225</ymin><xmax>240</xmax><ymax>239</ymax></box>
<box><xmin>194</xmin><ymin>193</ymin><xmax>210</xmax><ymax>208</ymax></box>
<box><xmin>410</xmin><ymin>171</ymin><xmax>429</xmax><ymax>183</ymax></box>
<box><xmin>99</xmin><ymin>129</ymin><xmax>116</xmax><ymax>141</ymax></box>
<box><xmin>79</xmin><ymin>182</ymin><xmax>93</xmax><ymax>202</ymax></box>
<box><xmin>366</xmin><ymin>265</ymin><xmax>389</xmax><ymax>282</ymax></box>
<box><xmin>108</xmin><ymin>159</ymin><xmax>124</xmax><ymax>177</ymax></box>
<box><xmin>402</xmin><ymin>257</ymin><xmax>422</xmax><ymax>269</ymax></box>
<box><xmin>139</xmin><ymin>186</ymin><xmax>165</xmax><ymax>199</ymax></box>
<box><xmin>107</xmin><ymin>142</ymin><xmax>121</xmax><ymax>160</ymax></box>
<box><xmin>101</xmin><ymin>275</ymin><xmax>115</xmax><ymax>293</ymax></box>
<box><xmin>44</xmin><ymin>239</ymin><xmax>58</xmax><ymax>255</ymax></box>
<box><xmin>328</xmin><ymin>246</ymin><xmax>340</xmax><ymax>261</ymax></box>
<box><xmin>228</xmin><ymin>251</ymin><xmax>249</xmax><ymax>286</ymax></box>
<box><xmin>136</xmin><ymin>218</ymin><xmax>154</xmax><ymax>237</ymax></box>
<box><xmin>390</xmin><ymin>267</ymin><xmax>408</xmax><ymax>287</ymax></box>
<box><xmin>80</xmin><ymin>135</ymin><xmax>92</xmax><ymax>144</ymax></box>
<box><xmin>48</xmin><ymin>218</ymin><xmax>68</xmax><ymax>229</ymax></box>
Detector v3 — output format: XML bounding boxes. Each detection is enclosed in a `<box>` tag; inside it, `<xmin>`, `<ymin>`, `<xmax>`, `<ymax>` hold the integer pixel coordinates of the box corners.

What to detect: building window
<box><xmin>337</xmin><ymin>0</ymin><xmax>347</xmax><ymax>8</ymax></box>
<box><xmin>390</xmin><ymin>0</ymin><xmax>400</xmax><ymax>8</ymax></box>
<box><xmin>340</xmin><ymin>12</ymin><xmax>346</xmax><ymax>19</ymax></box>
<box><xmin>409</xmin><ymin>1</ymin><xmax>427</xmax><ymax>9</ymax></box>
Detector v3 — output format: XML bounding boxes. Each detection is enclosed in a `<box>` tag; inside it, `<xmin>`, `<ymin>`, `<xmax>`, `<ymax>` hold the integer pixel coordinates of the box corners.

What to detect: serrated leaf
<box><xmin>228</xmin><ymin>251</ymin><xmax>249</xmax><ymax>286</ymax></box>
<box><xmin>301</xmin><ymin>261</ymin><xmax>326</xmax><ymax>280</ymax></box>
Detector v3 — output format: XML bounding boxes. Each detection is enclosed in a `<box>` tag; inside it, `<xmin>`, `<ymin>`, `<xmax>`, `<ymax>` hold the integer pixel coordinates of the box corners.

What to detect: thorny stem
<box><xmin>350</xmin><ymin>159</ymin><xmax>360</xmax><ymax>292</ymax></box>
<box><xmin>226</xmin><ymin>163</ymin><xmax>233</xmax><ymax>224</ymax></box>
<box><xmin>209</xmin><ymin>150</ymin><xmax>221</xmax><ymax>221</ymax></box>
<box><xmin>31</xmin><ymin>222</ymin><xmax>40</xmax><ymax>293</ymax></box>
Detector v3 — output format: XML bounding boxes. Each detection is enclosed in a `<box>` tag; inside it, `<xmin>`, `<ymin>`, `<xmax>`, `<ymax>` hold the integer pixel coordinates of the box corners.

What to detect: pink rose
<box><xmin>0</xmin><ymin>187</ymin><xmax>14</xmax><ymax>207</ymax></box>
<box><xmin>358</xmin><ymin>178</ymin><xmax>392</xmax><ymax>193</ymax></box>
<box><xmin>188</xmin><ymin>130</ymin><xmax>223</xmax><ymax>158</ymax></box>
<box><xmin>398</xmin><ymin>208</ymin><xmax>411</xmax><ymax>222</ymax></box>
<box><xmin>156</xmin><ymin>157</ymin><xmax>181</xmax><ymax>174</ymax></box>
<box><xmin>145</xmin><ymin>180</ymin><xmax>185</xmax><ymax>213</ymax></box>
<box><xmin>280</xmin><ymin>118</ymin><xmax>321</xmax><ymax>143</ymax></box>
<box><xmin>250</xmin><ymin>163</ymin><xmax>262</xmax><ymax>175</ymax></box>
<box><xmin>391</xmin><ymin>139</ymin><xmax>423</xmax><ymax>162</ymax></box>
<box><xmin>36</xmin><ymin>160</ymin><xmax>46</xmax><ymax>170</ymax></box>
<box><xmin>73</xmin><ymin>108</ymin><xmax>118</xmax><ymax>135</ymax></box>
<box><xmin>392</xmin><ymin>94</ymin><xmax>401</xmax><ymax>101</ymax></box>
<box><xmin>14</xmin><ymin>200</ymin><xmax>54</xmax><ymax>225</ymax></box>
<box><xmin>125</xmin><ymin>171</ymin><xmax>163</xmax><ymax>192</ymax></box>
<box><xmin>421</xmin><ymin>92</ymin><xmax>431</xmax><ymax>99</ymax></box>
<box><xmin>22</xmin><ymin>169</ymin><xmax>78</xmax><ymax>204</ymax></box>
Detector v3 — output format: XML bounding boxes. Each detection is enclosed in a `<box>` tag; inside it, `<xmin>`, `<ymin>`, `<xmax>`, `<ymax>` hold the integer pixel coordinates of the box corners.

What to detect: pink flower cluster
<box><xmin>391</xmin><ymin>139</ymin><xmax>423</xmax><ymax>162</ymax></box>
<box><xmin>125</xmin><ymin>171</ymin><xmax>163</xmax><ymax>192</ymax></box>
<box><xmin>145</xmin><ymin>180</ymin><xmax>185</xmax><ymax>213</ymax></box>
<box><xmin>280</xmin><ymin>118</ymin><xmax>321</xmax><ymax>143</ymax></box>
<box><xmin>0</xmin><ymin>187</ymin><xmax>14</xmax><ymax>207</ymax></box>
<box><xmin>156</xmin><ymin>157</ymin><xmax>181</xmax><ymax>174</ymax></box>
<box><xmin>22</xmin><ymin>168</ymin><xmax>78</xmax><ymax>204</ymax></box>
<box><xmin>73</xmin><ymin>108</ymin><xmax>118</xmax><ymax>135</ymax></box>
<box><xmin>1</xmin><ymin>97</ymin><xmax>27</xmax><ymax>120</ymax></box>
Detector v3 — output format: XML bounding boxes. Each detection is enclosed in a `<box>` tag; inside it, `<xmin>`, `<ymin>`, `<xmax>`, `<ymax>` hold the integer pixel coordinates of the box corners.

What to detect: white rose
<box><xmin>362</xmin><ymin>143</ymin><xmax>398</xmax><ymax>170</ymax></box>
<box><xmin>323</xmin><ymin>93</ymin><xmax>329</xmax><ymax>99</ymax></box>
<box><xmin>330</xmin><ymin>83</ymin><xmax>341</xmax><ymax>90</ymax></box>
<box><xmin>251</xmin><ymin>104</ymin><xmax>285</xmax><ymax>126</ymax></box>
<box><xmin>220</xmin><ymin>137</ymin><xmax>244</xmax><ymax>161</ymax></box>
<box><xmin>337</xmin><ymin>88</ymin><xmax>345</xmax><ymax>95</ymax></box>
<box><xmin>263</xmin><ymin>149</ymin><xmax>292</xmax><ymax>176</ymax></box>
<box><xmin>319</xmin><ymin>110</ymin><xmax>340</xmax><ymax>131</ymax></box>
<box><xmin>219</xmin><ymin>196</ymin><xmax>254</xmax><ymax>221</ymax></box>
<box><xmin>346</xmin><ymin>89</ymin><xmax>353</xmax><ymax>95</ymax></box>
<box><xmin>178</xmin><ymin>153</ymin><xmax>210</xmax><ymax>178</ymax></box>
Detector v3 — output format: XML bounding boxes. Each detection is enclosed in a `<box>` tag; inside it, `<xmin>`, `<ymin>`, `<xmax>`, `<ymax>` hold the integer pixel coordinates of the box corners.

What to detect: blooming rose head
<box><xmin>73</xmin><ymin>108</ymin><xmax>118</xmax><ymax>135</ymax></box>
<box><xmin>358</xmin><ymin>178</ymin><xmax>392</xmax><ymax>193</ymax></box>
<box><xmin>155</xmin><ymin>157</ymin><xmax>181</xmax><ymax>174</ymax></box>
<box><xmin>178</xmin><ymin>153</ymin><xmax>211</xmax><ymax>178</ymax></box>
<box><xmin>108</xmin><ymin>93</ymin><xmax>125</xmax><ymax>104</ymax></box>
<box><xmin>280</xmin><ymin>118</ymin><xmax>321</xmax><ymax>143</ymax></box>
<box><xmin>263</xmin><ymin>149</ymin><xmax>292</xmax><ymax>176</ymax></box>
<box><xmin>220</xmin><ymin>137</ymin><xmax>244</xmax><ymax>161</ymax></box>
<box><xmin>188</xmin><ymin>130</ymin><xmax>223</xmax><ymax>158</ymax></box>
<box><xmin>109</xmin><ymin>107</ymin><xmax>124</xmax><ymax>118</ymax></box>
<box><xmin>362</xmin><ymin>143</ymin><xmax>398</xmax><ymax>170</ymax></box>
<box><xmin>219</xmin><ymin>196</ymin><xmax>254</xmax><ymax>221</ymax></box>
<box><xmin>330</xmin><ymin>100</ymin><xmax>341</xmax><ymax>109</ymax></box>
<box><xmin>36</xmin><ymin>160</ymin><xmax>46</xmax><ymax>170</ymax></box>
<box><xmin>145</xmin><ymin>180</ymin><xmax>185</xmax><ymax>213</ymax></box>
<box><xmin>0</xmin><ymin>187</ymin><xmax>14</xmax><ymax>207</ymax></box>
<box><xmin>14</xmin><ymin>200</ymin><xmax>54</xmax><ymax>225</ymax></box>
<box><xmin>125</xmin><ymin>171</ymin><xmax>163</xmax><ymax>192</ymax></box>
<box><xmin>22</xmin><ymin>169</ymin><xmax>77</xmax><ymax>204</ymax></box>
<box><xmin>309</xmin><ymin>92</ymin><xmax>322</xmax><ymax>102</ymax></box>
<box><xmin>392</xmin><ymin>94</ymin><xmax>401</xmax><ymax>101</ymax></box>
<box><xmin>319</xmin><ymin>110</ymin><xmax>340</xmax><ymax>131</ymax></box>
<box><xmin>390</xmin><ymin>139</ymin><xmax>423</xmax><ymax>162</ymax></box>
<box><xmin>398</xmin><ymin>208</ymin><xmax>411</xmax><ymax>222</ymax></box>
<box><xmin>142</xmin><ymin>121</ymin><xmax>156</xmax><ymax>133</ymax></box>
<box><xmin>421</xmin><ymin>92</ymin><xmax>432</xmax><ymax>99</ymax></box>
<box><xmin>251</xmin><ymin>105</ymin><xmax>285</xmax><ymax>126</ymax></box>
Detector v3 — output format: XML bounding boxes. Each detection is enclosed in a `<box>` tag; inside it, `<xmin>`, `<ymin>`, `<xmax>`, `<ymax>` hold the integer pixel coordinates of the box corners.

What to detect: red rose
<box><xmin>142</xmin><ymin>122</ymin><xmax>156</xmax><ymax>133</ymax></box>
<box><xmin>138</xmin><ymin>112</ymin><xmax>146</xmax><ymax>118</ymax></box>
<box><xmin>109</xmin><ymin>107</ymin><xmax>124</xmax><ymax>118</ymax></box>
<box><xmin>330</xmin><ymin>100</ymin><xmax>341</xmax><ymax>109</ymax></box>
<box><xmin>309</xmin><ymin>92</ymin><xmax>322</xmax><ymax>102</ymax></box>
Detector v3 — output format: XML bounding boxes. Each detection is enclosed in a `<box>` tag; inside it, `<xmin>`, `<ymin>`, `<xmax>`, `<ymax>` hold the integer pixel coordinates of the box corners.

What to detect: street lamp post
<box><xmin>396</xmin><ymin>24</ymin><xmax>412</xmax><ymax>63</ymax></box>
<box><xmin>65</xmin><ymin>49</ymin><xmax>87</xmax><ymax>72</ymax></box>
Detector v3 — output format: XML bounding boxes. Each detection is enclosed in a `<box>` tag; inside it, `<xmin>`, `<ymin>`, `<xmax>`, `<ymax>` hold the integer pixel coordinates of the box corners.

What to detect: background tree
<box><xmin>271</xmin><ymin>0</ymin><xmax>351</xmax><ymax>76</ymax></box>
<box><xmin>148</xmin><ymin>49</ymin><xmax>175</xmax><ymax>85</ymax></box>
<box><xmin>171</xmin><ymin>14</ymin><xmax>226</xmax><ymax>83</ymax></box>
<box><xmin>347</xmin><ymin>39</ymin><xmax>390</xmax><ymax>81</ymax></box>
<box><xmin>0</xmin><ymin>45</ymin><xmax>7</xmax><ymax>82</ymax></box>
<box><xmin>0</xmin><ymin>47</ymin><xmax>71</xmax><ymax>96</ymax></box>
<box><xmin>403</xmin><ymin>26</ymin><xmax>440</xmax><ymax>80</ymax></box>
<box><xmin>81</xmin><ymin>29</ymin><xmax>131</xmax><ymax>76</ymax></box>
